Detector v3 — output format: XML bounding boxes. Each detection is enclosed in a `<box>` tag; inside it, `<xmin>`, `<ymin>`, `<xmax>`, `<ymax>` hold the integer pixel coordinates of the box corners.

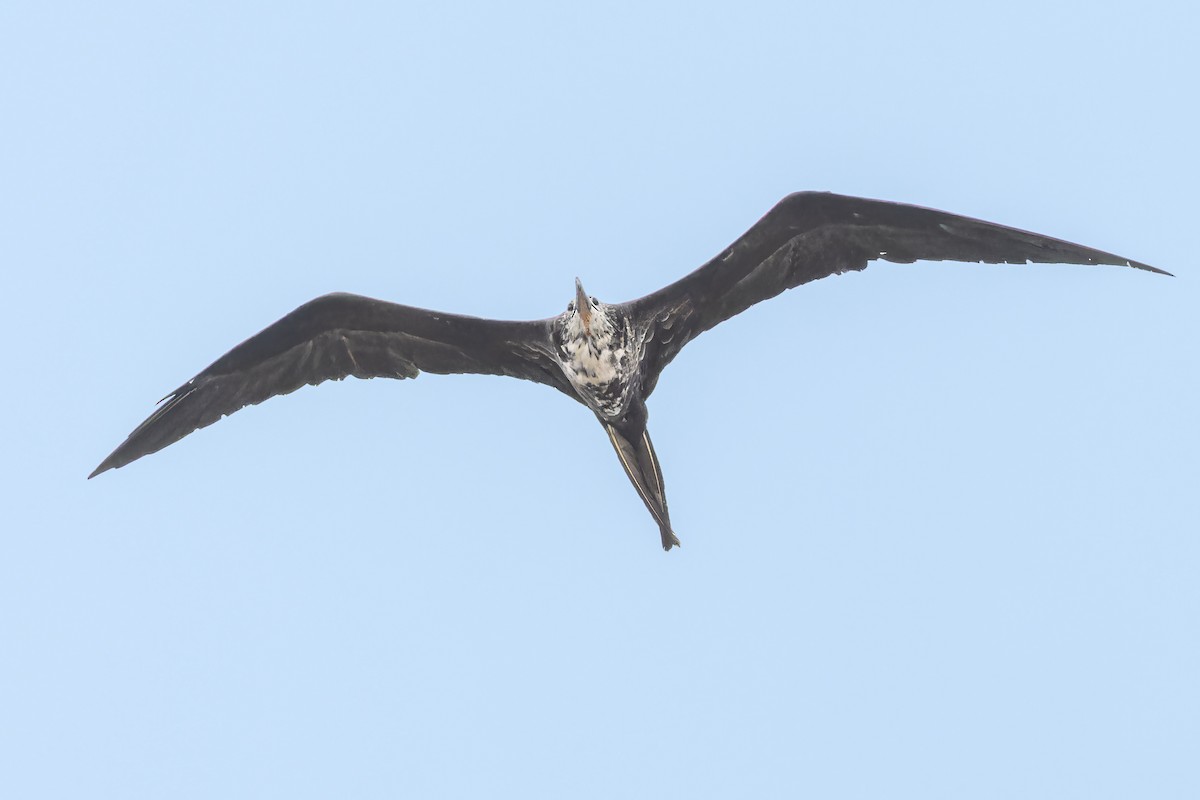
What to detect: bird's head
<box><xmin>565</xmin><ymin>277</ymin><xmax>608</xmax><ymax>341</ymax></box>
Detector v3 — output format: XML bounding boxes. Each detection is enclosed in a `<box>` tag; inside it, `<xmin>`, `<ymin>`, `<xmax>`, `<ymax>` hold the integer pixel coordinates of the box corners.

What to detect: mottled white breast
<box><xmin>561</xmin><ymin>336</ymin><xmax>627</xmax><ymax>387</ymax></box>
<box><xmin>558</xmin><ymin>312</ymin><xmax>638</xmax><ymax>417</ymax></box>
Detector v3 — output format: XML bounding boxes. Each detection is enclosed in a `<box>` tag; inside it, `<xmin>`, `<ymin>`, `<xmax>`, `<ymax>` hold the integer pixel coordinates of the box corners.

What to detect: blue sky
<box><xmin>3</xmin><ymin>1</ymin><xmax>1197</xmax><ymax>797</ymax></box>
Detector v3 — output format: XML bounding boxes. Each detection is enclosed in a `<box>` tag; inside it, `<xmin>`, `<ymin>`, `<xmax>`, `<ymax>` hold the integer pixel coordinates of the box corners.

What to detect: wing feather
<box><xmin>631</xmin><ymin>192</ymin><xmax>1169</xmax><ymax>381</ymax></box>
<box><xmin>90</xmin><ymin>292</ymin><xmax>564</xmax><ymax>477</ymax></box>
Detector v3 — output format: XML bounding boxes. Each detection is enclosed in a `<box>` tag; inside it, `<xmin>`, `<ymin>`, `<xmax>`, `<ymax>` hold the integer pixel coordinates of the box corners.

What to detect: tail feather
<box><xmin>604</xmin><ymin>424</ymin><xmax>680</xmax><ymax>551</ymax></box>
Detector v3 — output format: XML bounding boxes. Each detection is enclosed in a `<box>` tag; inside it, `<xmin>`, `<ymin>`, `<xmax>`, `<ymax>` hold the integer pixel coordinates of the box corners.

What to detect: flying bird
<box><xmin>91</xmin><ymin>192</ymin><xmax>1169</xmax><ymax>549</ymax></box>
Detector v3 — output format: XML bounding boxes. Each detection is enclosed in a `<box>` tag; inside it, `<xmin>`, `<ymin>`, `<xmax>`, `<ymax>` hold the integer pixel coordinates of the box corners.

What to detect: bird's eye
<box><xmin>590</xmin><ymin>296</ymin><xmax>598</xmax><ymax>306</ymax></box>
<box><xmin>567</xmin><ymin>301</ymin><xmax>575</xmax><ymax>312</ymax></box>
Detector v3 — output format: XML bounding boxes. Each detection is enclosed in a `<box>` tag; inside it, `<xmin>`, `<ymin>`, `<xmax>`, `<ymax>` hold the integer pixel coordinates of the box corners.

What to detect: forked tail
<box><xmin>604</xmin><ymin>423</ymin><xmax>680</xmax><ymax>551</ymax></box>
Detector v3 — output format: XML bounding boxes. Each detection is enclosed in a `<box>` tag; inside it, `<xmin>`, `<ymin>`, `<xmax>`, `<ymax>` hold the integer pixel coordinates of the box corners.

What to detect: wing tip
<box><xmin>1132</xmin><ymin>260</ymin><xmax>1174</xmax><ymax>277</ymax></box>
<box><xmin>88</xmin><ymin>457</ymin><xmax>116</xmax><ymax>480</ymax></box>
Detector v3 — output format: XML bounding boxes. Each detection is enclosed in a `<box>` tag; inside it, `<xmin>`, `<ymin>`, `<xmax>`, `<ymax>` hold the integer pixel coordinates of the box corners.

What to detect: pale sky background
<box><xmin>2</xmin><ymin>2</ymin><xmax>1197</xmax><ymax>798</ymax></box>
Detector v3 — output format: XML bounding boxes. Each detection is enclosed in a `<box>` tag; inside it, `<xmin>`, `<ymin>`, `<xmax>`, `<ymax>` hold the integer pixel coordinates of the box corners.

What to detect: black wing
<box><xmin>90</xmin><ymin>292</ymin><xmax>568</xmax><ymax>477</ymax></box>
<box><xmin>630</xmin><ymin>192</ymin><xmax>1169</xmax><ymax>383</ymax></box>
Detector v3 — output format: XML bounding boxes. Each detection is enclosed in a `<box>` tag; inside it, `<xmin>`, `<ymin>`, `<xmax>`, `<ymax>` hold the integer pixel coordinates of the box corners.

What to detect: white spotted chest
<box><xmin>557</xmin><ymin>311</ymin><xmax>638</xmax><ymax>418</ymax></box>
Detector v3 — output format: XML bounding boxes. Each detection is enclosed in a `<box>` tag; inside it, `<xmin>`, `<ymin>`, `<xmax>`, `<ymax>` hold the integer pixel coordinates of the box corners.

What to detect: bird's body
<box><xmin>91</xmin><ymin>192</ymin><xmax>1169</xmax><ymax>550</ymax></box>
<box><xmin>555</xmin><ymin>291</ymin><xmax>639</xmax><ymax>419</ymax></box>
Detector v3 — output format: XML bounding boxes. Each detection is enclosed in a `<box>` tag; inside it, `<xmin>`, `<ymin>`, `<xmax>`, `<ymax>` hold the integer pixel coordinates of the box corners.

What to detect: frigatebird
<box><xmin>91</xmin><ymin>192</ymin><xmax>1168</xmax><ymax>549</ymax></box>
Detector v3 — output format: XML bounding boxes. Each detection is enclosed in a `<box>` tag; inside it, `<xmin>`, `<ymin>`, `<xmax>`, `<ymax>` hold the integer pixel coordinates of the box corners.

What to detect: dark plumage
<box><xmin>91</xmin><ymin>192</ymin><xmax>1169</xmax><ymax>549</ymax></box>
